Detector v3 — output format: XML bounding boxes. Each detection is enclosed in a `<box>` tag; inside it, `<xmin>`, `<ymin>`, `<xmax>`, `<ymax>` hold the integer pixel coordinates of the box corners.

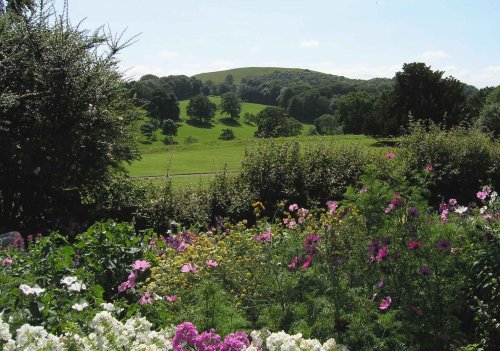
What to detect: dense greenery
<box><xmin>0</xmin><ymin>5</ymin><xmax>139</xmax><ymax>232</ymax></box>
<box><xmin>186</xmin><ymin>94</ymin><xmax>218</xmax><ymax>124</ymax></box>
<box><xmin>254</xmin><ymin>107</ymin><xmax>303</xmax><ymax>138</ymax></box>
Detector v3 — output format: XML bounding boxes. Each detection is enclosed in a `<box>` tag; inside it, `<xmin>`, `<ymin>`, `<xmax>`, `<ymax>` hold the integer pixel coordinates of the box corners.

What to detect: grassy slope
<box><xmin>127</xmin><ymin>96</ymin><xmax>382</xmax><ymax>181</ymax></box>
<box><xmin>193</xmin><ymin>67</ymin><xmax>306</xmax><ymax>84</ymax></box>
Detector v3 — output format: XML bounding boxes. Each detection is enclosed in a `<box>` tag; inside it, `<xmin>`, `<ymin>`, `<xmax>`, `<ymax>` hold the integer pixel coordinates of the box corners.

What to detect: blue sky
<box><xmin>55</xmin><ymin>0</ymin><xmax>500</xmax><ymax>87</ymax></box>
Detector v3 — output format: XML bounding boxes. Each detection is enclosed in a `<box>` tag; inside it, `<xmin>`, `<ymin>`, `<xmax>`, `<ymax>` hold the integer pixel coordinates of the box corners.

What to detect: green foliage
<box><xmin>336</xmin><ymin>92</ymin><xmax>377</xmax><ymax>134</ymax></box>
<box><xmin>254</xmin><ymin>107</ymin><xmax>302</xmax><ymax>138</ymax></box>
<box><xmin>219</xmin><ymin>128</ymin><xmax>235</xmax><ymax>140</ymax></box>
<box><xmin>161</xmin><ymin>119</ymin><xmax>179</xmax><ymax>136</ymax></box>
<box><xmin>186</xmin><ymin>94</ymin><xmax>217</xmax><ymax>123</ymax></box>
<box><xmin>140</xmin><ymin>122</ymin><xmax>157</xmax><ymax>142</ymax></box>
<box><xmin>398</xmin><ymin>122</ymin><xmax>500</xmax><ymax>204</ymax></box>
<box><xmin>219</xmin><ymin>92</ymin><xmax>242</xmax><ymax>120</ymax></box>
<box><xmin>147</xmin><ymin>90</ymin><xmax>180</xmax><ymax>122</ymax></box>
<box><xmin>314</xmin><ymin>114</ymin><xmax>343</xmax><ymax>135</ymax></box>
<box><xmin>476</xmin><ymin>103</ymin><xmax>500</xmax><ymax>137</ymax></box>
<box><xmin>184</xmin><ymin>135</ymin><xmax>199</xmax><ymax>144</ymax></box>
<box><xmin>0</xmin><ymin>4</ymin><xmax>139</xmax><ymax>231</ymax></box>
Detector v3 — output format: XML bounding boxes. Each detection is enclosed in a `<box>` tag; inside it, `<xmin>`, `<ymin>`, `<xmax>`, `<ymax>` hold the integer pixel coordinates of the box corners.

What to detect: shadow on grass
<box><xmin>220</xmin><ymin>117</ymin><xmax>241</xmax><ymax>127</ymax></box>
<box><xmin>185</xmin><ymin>119</ymin><xmax>213</xmax><ymax>129</ymax></box>
<box><xmin>371</xmin><ymin>139</ymin><xmax>398</xmax><ymax>147</ymax></box>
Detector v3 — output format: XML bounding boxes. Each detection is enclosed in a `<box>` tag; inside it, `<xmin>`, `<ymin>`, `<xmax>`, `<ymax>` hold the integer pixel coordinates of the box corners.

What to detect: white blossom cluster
<box><xmin>245</xmin><ymin>330</ymin><xmax>349</xmax><ymax>351</ymax></box>
<box><xmin>0</xmin><ymin>311</ymin><xmax>174</xmax><ymax>351</ymax></box>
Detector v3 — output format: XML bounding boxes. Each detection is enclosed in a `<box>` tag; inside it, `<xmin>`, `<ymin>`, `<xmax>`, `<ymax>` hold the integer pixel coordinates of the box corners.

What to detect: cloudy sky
<box><xmin>55</xmin><ymin>0</ymin><xmax>500</xmax><ymax>87</ymax></box>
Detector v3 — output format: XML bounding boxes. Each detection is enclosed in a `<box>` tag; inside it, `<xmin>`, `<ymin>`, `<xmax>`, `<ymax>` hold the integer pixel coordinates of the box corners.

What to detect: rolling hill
<box><xmin>193</xmin><ymin>67</ymin><xmax>308</xmax><ymax>84</ymax></box>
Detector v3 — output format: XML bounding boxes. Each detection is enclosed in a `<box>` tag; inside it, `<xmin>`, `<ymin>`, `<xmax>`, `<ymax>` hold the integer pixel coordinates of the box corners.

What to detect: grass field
<box><xmin>193</xmin><ymin>67</ymin><xmax>307</xmax><ymax>84</ymax></box>
<box><xmin>127</xmin><ymin>96</ymin><xmax>386</xmax><ymax>185</ymax></box>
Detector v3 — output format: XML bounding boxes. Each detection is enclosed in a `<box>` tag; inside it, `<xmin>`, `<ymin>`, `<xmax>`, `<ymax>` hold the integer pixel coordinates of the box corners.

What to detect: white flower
<box><xmin>72</xmin><ymin>302</ymin><xmax>89</xmax><ymax>311</ymax></box>
<box><xmin>455</xmin><ymin>206</ymin><xmax>468</xmax><ymax>214</ymax></box>
<box><xmin>60</xmin><ymin>276</ymin><xmax>78</xmax><ymax>286</ymax></box>
<box><xmin>68</xmin><ymin>281</ymin><xmax>86</xmax><ymax>292</ymax></box>
<box><xmin>19</xmin><ymin>284</ymin><xmax>45</xmax><ymax>296</ymax></box>
<box><xmin>480</xmin><ymin>206</ymin><xmax>488</xmax><ymax>214</ymax></box>
<box><xmin>0</xmin><ymin>313</ymin><xmax>12</xmax><ymax>342</ymax></box>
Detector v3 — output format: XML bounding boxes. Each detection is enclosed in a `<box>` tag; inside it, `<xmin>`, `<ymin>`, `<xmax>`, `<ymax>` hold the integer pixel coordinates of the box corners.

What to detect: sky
<box><xmin>53</xmin><ymin>0</ymin><xmax>500</xmax><ymax>88</ymax></box>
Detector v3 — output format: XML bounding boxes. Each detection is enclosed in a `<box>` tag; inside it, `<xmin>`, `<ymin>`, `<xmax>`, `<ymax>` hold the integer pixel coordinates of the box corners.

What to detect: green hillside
<box><xmin>193</xmin><ymin>67</ymin><xmax>307</xmax><ymax>84</ymax></box>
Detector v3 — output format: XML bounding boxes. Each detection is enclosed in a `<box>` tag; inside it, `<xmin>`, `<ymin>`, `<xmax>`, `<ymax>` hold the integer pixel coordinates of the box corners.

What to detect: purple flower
<box><xmin>205</xmin><ymin>260</ymin><xmax>219</xmax><ymax>267</ymax></box>
<box><xmin>253</xmin><ymin>231</ymin><xmax>271</xmax><ymax>242</ymax></box>
<box><xmin>407</xmin><ymin>241</ymin><xmax>422</xmax><ymax>250</ymax></box>
<box><xmin>195</xmin><ymin>329</ymin><xmax>222</xmax><ymax>351</ymax></box>
<box><xmin>220</xmin><ymin>332</ymin><xmax>250</xmax><ymax>351</ymax></box>
<box><xmin>377</xmin><ymin>279</ymin><xmax>386</xmax><ymax>288</ymax></box>
<box><xmin>0</xmin><ymin>257</ymin><xmax>13</xmax><ymax>266</ymax></box>
<box><xmin>301</xmin><ymin>254</ymin><xmax>313</xmax><ymax>270</ymax></box>
<box><xmin>420</xmin><ymin>266</ymin><xmax>433</xmax><ymax>276</ymax></box>
<box><xmin>173</xmin><ymin>322</ymin><xmax>199</xmax><ymax>351</ymax></box>
<box><xmin>437</xmin><ymin>240</ymin><xmax>451</xmax><ymax>250</ymax></box>
<box><xmin>379</xmin><ymin>296</ymin><xmax>392</xmax><ymax>311</ymax></box>
<box><xmin>287</xmin><ymin>256</ymin><xmax>302</xmax><ymax>270</ymax></box>
<box><xmin>408</xmin><ymin>207</ymin><xmax>420</xmax><ymax>217</ymax></box>
<box><xmin>448</xmin><ymin>199</ymin><xmax>457</xmax><ymax>206</ymax></box>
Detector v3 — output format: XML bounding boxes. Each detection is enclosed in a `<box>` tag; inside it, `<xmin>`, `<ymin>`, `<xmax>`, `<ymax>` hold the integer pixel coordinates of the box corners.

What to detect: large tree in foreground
<box><xmin>0</xmin><ymin>5</ymin><xmax>139</xmax><ymax>231</ymax></box>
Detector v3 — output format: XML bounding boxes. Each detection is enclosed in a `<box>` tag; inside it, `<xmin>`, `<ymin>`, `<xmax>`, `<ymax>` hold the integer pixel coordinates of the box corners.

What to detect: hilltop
<box><xmin>193</xmin><ymin>67</ymin><xmax>306</xmax><ymax>84</ymax></box>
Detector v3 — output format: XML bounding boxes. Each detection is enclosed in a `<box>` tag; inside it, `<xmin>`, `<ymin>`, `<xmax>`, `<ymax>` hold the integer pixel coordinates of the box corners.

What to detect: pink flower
<box><xmin>425</xmin><ymin>164</ymin><xmax>433</xmax><ymax>171</ymax></box>
<box><xmin>288</xmin><ymin>204</ymin><xmax>299</xmax><ymax>212</ymax></box>
<box><xmin>166</xmin><ymin>295</ymin><xmax>177</xmax><ymax>302</ymax></box>
<box><xmin>127</xmin><ymin>271</ymin><xmax>138</xmax><ymax>289</ymax></box>
<box><xmin>118</xmin><ymin>281</ymin><xmax>129</xmax><ymax>293</ymax></box>
<box><xmin>377</xmin><ymin>279</ymin><xmax>386</xmax><ymax>287</ymax></box>
<box><xmin>407</xmin><ymin>241</ymin><xmax>422</xmax><ymax>250</ymax></box>
<box><xmin>254</xmin><ymin>231</ymin><xmax>271</xmax><ymax>242</ymax></box>
<box><xmin>448</xmin><ymin>199</ymin><xmax>457</xmax><ymax>206</ymax></box>
<box><xmin>138</xmin><ymin>291</ymin><xmax>154</xmax><ymax>305</ymax></box>
<box><xmin>379</xmin><ymin>296</ymin><xmax>392</xmax><ymax>311</ymax></box>
<box><xmin>181</xmin><ymin>262</ymin><xmax>199</xmax><ymax>273</ymax></box>
<box><xmin>440</xmin><ymin>209</ymin><xmax>449</xmax><ymax>223</ymax></box>
<box><xmin>132</xmin><ymin>260</ymin><xmax>150</xmax><ymax>272</ymax></box>
<box><xmin>205</xmin><ymin>260</ymin><xmax>219</xmax><ymax>267</ymax></box>
<box><xmin>477</xmin><ymin>191</ymin><xmax>488</xmax><ymax>200</ymax></box>
<box><xmin>376</xmin><ymin>246</ymin><xmax>388</xmax><ymax>262</ymax></box>
<box><xmin>0</xmin><ymin>257</ymin><xmax>13</xmax><ymax>266</ymax></box>
<box><xmin>386</xmin><ymin>152</ymin><xmax>395</xmax><ymax>159</ymax></box>
<box><xmin>283</xmin><ymin>218</ymin><xmax>296</xmax><ymax>229</ymax></box>
<box><xmin>326</xmin><ymin>201</ymin><xmax>338</xmax><ymax>215</ymax></box>
<box><xmin>301</xmin><ymin>254</ymin><xmax>313</xmax><ymax>270</ymax></box>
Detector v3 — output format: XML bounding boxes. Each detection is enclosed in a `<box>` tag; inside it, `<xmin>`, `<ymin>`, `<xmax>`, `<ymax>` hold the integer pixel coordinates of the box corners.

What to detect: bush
<box><xmin>161</xmin><ymin>119</ymin><xmax>179</xmax><ymax>136</ymax></box>
<box><xmin>254</xmin><ymin>107</ymin><xmax>303</xmax><ymax>138</ymax></box>
<box><xmin>184</xmin><ymin>135</ymin><xmax>198</xmax><ymax>144</ymax></box>
<box><xmin>314</xmin><ymin>114</ymin><xmax>343</xmax><ymax>135</ymax></box>
<box><xmin>163</xmin><ymin>135</ymin><xmax>176</xmax><ymax>145</ymax></box>
<box><xmin>0</xmin><ymin>6</ymin><xmax>139</xmax><ymax>231</ymax></box>
<box><xmin>476</xmin><ymin>102</ymin><xmax>500</xmax><ymax>137</ymax></box>
<box><xmin>398</xmin><ymin>122</ymin><xmax>500</xmax><ymax>204</ymax></box>
<box><xmin>219</xmin><ymin>128</ymin><xmax>235</xmax><ymax>140</ymax></box>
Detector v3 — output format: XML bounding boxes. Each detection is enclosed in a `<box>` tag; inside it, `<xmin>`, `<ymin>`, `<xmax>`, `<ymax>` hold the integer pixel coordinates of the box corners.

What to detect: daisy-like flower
<box><xmin>477</xmin><ymin>191</ymin><xmax>488</xmax><ymax>200</ymax></box>
<box><xmin>386</xmin><ymin>152</ymin><xmax>395</xmax><ymax>159</ymax></box>
<box><xmin>166</xmin><ymin>295</ymin><xmax>177</xmax><ymax>302</ymax></box>
<box><xmin>181</xmin><ymin>262</ymin><xmax>199</xmax><ymax>273</ymax></box>
<box><xmin>326</xmin><ymin>200</ymin><xmax>338</xmax><ymax>215</ymax></box>
<box><xmin>205</xmin><ymin>260</ymin><xmax>219</xmax><ymax>267</ymax></box>
<box><xmin>288</xmin><ymin>204</ymin><xmax>299</xmax><ymax>212</ymax></box>
<box><xmin>138</xmin><ymin>291</ymin><xmax>154</xmax><ymax>305</ymax></box>
<box><xmin>131</xmin><ymin>260</ymin><xmax>150</xmax><ymax>272</ymax></box>
<box><xmin>455</xmin><ymin>206</ymin><xmax>468</xmax><ymax>215</ymax></box>
<box><xmin>448</xmin><ymin>198</ymin><xmax>457</xmax><ymax>206</ymax></box>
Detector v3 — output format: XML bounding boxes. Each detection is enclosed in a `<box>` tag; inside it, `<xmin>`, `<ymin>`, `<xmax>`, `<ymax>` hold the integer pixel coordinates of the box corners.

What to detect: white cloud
<box><xmin>299</xmin><ymin>40</ymin><xmax>320</xmax><ymax>48</ymax></box>
<box><xmin>419</xmin><ymin>50</ymin><xmax>449</xmax><ymax>60</ymax></box>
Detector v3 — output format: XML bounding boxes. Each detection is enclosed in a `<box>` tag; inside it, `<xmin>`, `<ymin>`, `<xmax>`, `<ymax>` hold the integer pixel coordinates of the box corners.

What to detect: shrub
<box><xmin>219</xmin><ymin>128</ymin><xmax>235</xmax><ymax>140</ymax></box>
<box><xmin>161</xmin><ymin>119</ymin><xmax>179</xmax><ymax>136</ymax></box>
<box><xmin>254</xmin><ymin>107</ymin><xmax>303</xmax><ymax>138</ymax></box>
<box><xmin>398</xmin><ymin>121</ymin><xmax>499</xmax><ymax>204</ymax></box>
<box><xmin>314</xmin><ymin>114</ymin><xmax>343</xmax><ymax>135</ymax></box>
<box><xmin>184</xmin><ymin>135</ymin><xmax>198</xmax><ymax>144</ymax></box>
<box><xmin>476</xmin><ymin>102</ymin><xmax>500</xmax><ymax>137</ymax></box>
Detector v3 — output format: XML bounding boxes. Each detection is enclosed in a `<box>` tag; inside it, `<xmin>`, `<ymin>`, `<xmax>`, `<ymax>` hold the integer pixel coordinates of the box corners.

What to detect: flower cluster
<box><xmin>288</xmin><ymin>234</ymin><xmax>320</xmax><ymax>270</ymax></box>
<box><xmin>261</xmin><ymin>330</ymin><xmax>346</xmax><ymax>351</ymax></box>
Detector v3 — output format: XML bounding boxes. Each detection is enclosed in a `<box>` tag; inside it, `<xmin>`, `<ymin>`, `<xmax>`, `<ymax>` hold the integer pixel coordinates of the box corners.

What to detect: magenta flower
<box><xmin>376</xmin><ymin>246</ymin><xmax>389</xmax><ymax>262</ymax></box>
<box><xmin>181</xmin><ymin>262</ymin><xmax>199</xmax><ymax>273</ymax></box>
<box><xmin>138</xmin><ymin>291</ymin><xmax>154</xmax><ymax>305</ymax></box>
<box><xmin>195</xmin><ymin>329</ymin><xmax>222</xmax><ymax>351</ymax></box>
<box><xmin>132</xmin><ymin>260</ymin><xmax>150</xmax><ymax>272</ymax></box>
<box><xmin>288</xmin><ymin>203</ymin><xmax>299</xmax><ymax>212</ymax></box>
<box><xmin>326</xmin><ymin>200</ymin><xmax>338</xmax><ymax>215</ymax></box>
<box><xmin>407</xmin><ymin>241</ymin><xmax>422</xmax><ymax>250</ymax></box>
<box><xmin>425</xmin><ymin>164</ymin><xmax>433</xmax><ymax>171</ymax></box>
<box><xmin>448</xmin><ymin>198</ymin><xmax>457</xmax><ymax>206</ymax></box>
<box><xmin>205</xmin><ymin>260</ymin><xmax>219</xmax><ymax>267</ymax></box>
<box><xmin>127</xmin><ymin>271</ymin><xmax>138</xmax><ymax>289</ymax></box>
<box><xmin>173</xmin><ymin>322</ymin><xmax>199</xmax><ymax>350</ymax></box>
<box><xmin>386</xmin><ymin>152</ymin><xmax>395</xmax><ymax>159</ymax></box>
<box><xmin>440</xmin><ymin>209</ymin><xmax>449</xmax><ymax>223</ymax></box>
<box><xmin>220</xmin><ymin>332</ymin><xmax>250</xmax><ymax>351</ymax></box>
<box><xmin>288</xmin><ymin>256</ymin><xmax>302</xmax><ymax>270</ymax></box>
<box><xmin>166</xmin><ymin>295</ymin><xmax>177</xmax><ymax>302</ymax></box>
<box><xmin>301</xmin><ymin>254</ymin><xmax>313</xmax><ymax>270</ymax></box>
<box><xmin>477</xmin><ymin>191</ymin><xmax>488</xmax><ymax>200</ymax></box>
<box><xmin>379</xmin><ymin>296</ymin><xmax>392</xmax><ymax>311</ymax></box>
<box><xmin>118</xmin><ymin>281</ymin><xmax>129</xmax><ymax>293</ymax></box>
